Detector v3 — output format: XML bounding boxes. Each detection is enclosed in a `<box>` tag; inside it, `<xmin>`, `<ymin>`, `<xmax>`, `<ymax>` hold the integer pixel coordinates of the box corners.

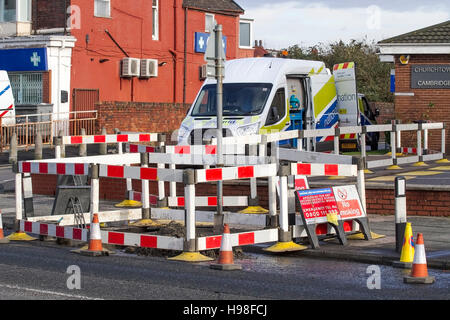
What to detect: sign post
<box><xmin>205</xmin><ymin>22</ymin><xmax>226</xmax><ymax>233</ymax></box>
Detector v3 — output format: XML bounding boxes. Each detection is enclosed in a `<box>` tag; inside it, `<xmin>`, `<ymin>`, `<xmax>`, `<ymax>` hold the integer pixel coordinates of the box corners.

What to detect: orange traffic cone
<box><xmin>210</xmin><ymin>224</ymin><xmax>242</xmax><ymax>271</ymax></box>
<box><xmin>0</xmin><ymin>210</ymin><xmax>10</xmax><ymax>244</ymax></box>
<box><xmin>404</xmin><ymin>233</ymin><xmax>435</xmax><ymax>284</ymax></box>
<box><xmin>77</xmin><ymin>214</ymin><xmax>111</xmax><ymax>256</ymax></box>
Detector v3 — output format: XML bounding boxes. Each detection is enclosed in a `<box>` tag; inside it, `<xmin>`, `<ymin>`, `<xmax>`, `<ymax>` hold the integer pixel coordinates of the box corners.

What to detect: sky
<box><xmin>237</xmin><ymin>0</ymin><xmax>450</xmax><ymax>49</ymax></box>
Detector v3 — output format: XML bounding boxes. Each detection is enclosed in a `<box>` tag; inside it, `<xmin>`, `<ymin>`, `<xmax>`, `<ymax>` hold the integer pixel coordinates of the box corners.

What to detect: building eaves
<box><xmin>378</xmin><ymin>20</ymin><xmax>450</xmax><ymax>44</ymax></box>
<box><xmin>182</xmin><ymin>0</ymin><xmax>245</xmax><ymax>15</ymax></box>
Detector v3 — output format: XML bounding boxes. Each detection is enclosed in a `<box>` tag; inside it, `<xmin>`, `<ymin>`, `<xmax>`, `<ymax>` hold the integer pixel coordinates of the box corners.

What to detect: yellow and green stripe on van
<box><xmin>313</xmin><ymin>76</ymin><xmax>337</xmax><ymax>119</ymax></box>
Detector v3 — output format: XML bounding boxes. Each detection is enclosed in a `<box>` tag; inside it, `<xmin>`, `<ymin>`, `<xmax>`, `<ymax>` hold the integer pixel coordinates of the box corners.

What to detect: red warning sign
<box><xmin>296</xmin><ymin>188</ymin><xmax>339</xmax><ymax>224</ymax></box>
<box><xmin>332</xmin><ymin>185</ymin><xmax>365</xmax><ymax>219</ymax></box>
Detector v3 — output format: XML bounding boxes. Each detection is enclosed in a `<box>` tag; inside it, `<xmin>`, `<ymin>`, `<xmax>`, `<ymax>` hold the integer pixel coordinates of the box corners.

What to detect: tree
<box><xmin>283</xmin><ymin>39</ymin><xmax>393</xmax><ymax>102</ymax></box>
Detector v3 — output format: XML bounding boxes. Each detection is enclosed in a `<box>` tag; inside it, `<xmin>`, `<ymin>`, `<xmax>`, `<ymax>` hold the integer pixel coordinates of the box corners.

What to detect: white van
<box><xmin>178</xmin><ymin>57</ymin><xmax>376</xmax><ymax>151</ymax></box>
<box><xmin>0</xmin><ymin>70</ymin><xmax>16</xmax><ymax>126</ymax></box>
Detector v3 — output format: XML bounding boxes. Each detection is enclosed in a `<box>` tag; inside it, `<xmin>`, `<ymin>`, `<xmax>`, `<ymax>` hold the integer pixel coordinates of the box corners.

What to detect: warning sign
<box><xmin>294</xmin><ymin>175</ymin><xmax>309</xmax><ymax>191</ymax></box>
<box><xmin>332</xmin><ymin>185</ymin><xmax>365</xmax><ymax>219</ymax></box>
<box><xmin>296</xmin><ymin>188</ymin><xmax>339</xmax><ymax>224</ymax></box>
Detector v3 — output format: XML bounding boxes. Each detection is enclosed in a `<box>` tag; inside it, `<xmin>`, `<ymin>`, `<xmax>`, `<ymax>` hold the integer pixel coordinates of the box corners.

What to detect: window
<box><xmin>205</xmin><ymin>13</ymin><xmax>214</xmax><ymax>32</ymax></box>
<box><xmin>152</xmin><ymin>0</ymin><xmax>159</xmax><ymax>40</ymax></box>
<box><xmin>191</xmin><ymin>83</ymin><xmax>272</xmax><ymax>117</ymax></box>
<box><xmin>9</xmin><ymin>72</ymin><xmax>43</xmax><ymax>105</ymax></box>
<box><xmin>94</xmin><ymin>0</ymin><xmax>110</xmax><ymax>18</ymax></box>
<box><xmin>0</xmin><ymin>0</ymin><xmax>30</xmax><ymax>22</ymax></box>
<box><xmin>239</xmin><ymin>19</ymin><xmax>253</xmax><ymax>48</ymax></box>
<box><xmin>265</xmin><ymin>88</ymin><xmax>286</xmax><ymax>126</ymax></box>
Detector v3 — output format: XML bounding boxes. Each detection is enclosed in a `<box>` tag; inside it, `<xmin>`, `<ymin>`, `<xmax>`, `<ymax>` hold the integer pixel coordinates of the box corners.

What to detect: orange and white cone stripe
<box><xmin>217</xmin><ymin>224</ymin><xmax>234</xmax><ymax>265</ymax></box>
<box><xmin>410</xmin><ymin>233</ymin><xmax>429</xmax><ymax>278</ymax></box>
<box><xmin>404</xmin><ymin>233</ymin><xmax>435</xmax><ymax>284</ymax></box>
<box><xmin>88</xmin><ymin>214</ymin><xmax>103</xmax><ymax>252</ymax></box>
<box><xmin>210</xmin><ymin>224</ymin><xmax>242</xmax><ymax>270</ymax></box>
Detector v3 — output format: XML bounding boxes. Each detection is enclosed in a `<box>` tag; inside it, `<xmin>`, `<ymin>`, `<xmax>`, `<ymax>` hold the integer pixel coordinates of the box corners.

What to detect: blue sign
<box><xmin>0</xmin><ymin>48</ymin><xmax>48</xmax><ymax>72</ymax></box>
<box><xmin>195</xmin><ymin>32</ymin><xmax>227</xmax><ymax>54</ymax></box>
<box><xmin>390</xmin><ymin>69</ymin><xmax>395</xmax><ymax>93</ymax></box>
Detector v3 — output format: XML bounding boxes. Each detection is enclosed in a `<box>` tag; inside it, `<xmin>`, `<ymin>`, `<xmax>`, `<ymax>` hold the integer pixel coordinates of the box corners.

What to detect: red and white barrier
<box><xmin>197</xmin><ymin>228</ymin><xmax>278</xmax><ymax>250</ymax></box>
<box><xmin>129</xmin><ymin>191</ymin><xmax>159</xmax><ymax>206</ymax></box>
<box><xmin>400</xmin><ymin>147</ymin><xmax>418</xmax><ymax>154</ymax></box>
<box><xmin>101</xmin><ymin>230</ymin><xmax>183</xmax><ymax>250</ymax></box>
<box><xmin>20</xmin><ymin>220</ymin><xmax>88</xmax><ymax>242</ymax></box>
<box><xmin>18</xmin><ymin>161</ymin><xmax>89</xmax><ymax>176</ymax></box>
<box><xmin>196</xmin><ymin>163</ymin><xmax>277</xmax><ymax>183</ymax></box>
<box><xmin>62</xmin><ymin>133</ymin><xmax>159</xmax><ymax>145</ymax></box>
<box><xmin>18</xmin><ymin>220</ymin><xmax>183</xmax><ymax>250</ymax></box>
<box><xmin>98</xmin><ymin>164</ymin><xmax>184</xmax><ymax>182</ymax></box>
<box><xmin>290</xmin><ymin>163</ymin><xmax>357</xmax><ymax>177</ymax></box>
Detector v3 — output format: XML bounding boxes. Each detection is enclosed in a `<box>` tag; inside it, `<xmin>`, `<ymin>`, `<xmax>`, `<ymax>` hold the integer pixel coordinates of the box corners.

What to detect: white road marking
<box><xmin>0</xmin><ymin>283</ymin><xmax>103</xmax><ymax>300</ymax></box>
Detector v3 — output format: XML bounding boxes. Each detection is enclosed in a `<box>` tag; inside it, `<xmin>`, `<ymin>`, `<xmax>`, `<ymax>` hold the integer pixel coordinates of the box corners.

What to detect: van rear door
<box><xmin>333</xmin><ymin>62</ymin><xmax>358</xmax><ymax>127</ymax></box>
<box><xmin>0</xmin><ymin>71</ymin><xmax>15</xmax><ymax>125</ymax></box>
<box><xmin>309</xmin><ymin>73</ymin><xmax>339</xmax><ymax>151</ymax></box>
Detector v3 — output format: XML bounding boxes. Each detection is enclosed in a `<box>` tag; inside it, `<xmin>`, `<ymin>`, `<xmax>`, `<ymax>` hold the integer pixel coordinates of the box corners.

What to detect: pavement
<box><xmin>1</xmin><ymin>145</ymin><xmax>450</xmax><ymax>271</ymax></box>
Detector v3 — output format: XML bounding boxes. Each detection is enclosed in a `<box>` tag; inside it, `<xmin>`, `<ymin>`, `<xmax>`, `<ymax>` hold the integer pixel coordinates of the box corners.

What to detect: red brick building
<box><xmin>0</xmin><ymin>0</ymin><xmax>254</xmax><ymax>134</ymax></box>
<box><xmin>378</xmin><ymin>20</ymin><xmax>450</xmax><ymax>152</ymax></box>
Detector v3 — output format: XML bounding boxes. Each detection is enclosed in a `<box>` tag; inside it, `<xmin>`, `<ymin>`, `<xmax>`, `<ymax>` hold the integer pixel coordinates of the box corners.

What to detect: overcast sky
<box><xmin>237</xmin><ymin>0</ymin><xmax>450</xmax><ymax>49</ymax></box>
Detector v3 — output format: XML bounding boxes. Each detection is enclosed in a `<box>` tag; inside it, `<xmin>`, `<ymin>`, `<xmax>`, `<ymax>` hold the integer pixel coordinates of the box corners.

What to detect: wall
<box><xmin>96</xmin><ymin>101</ymin><xmax>190</xmax><ymax>139</ymax></box>
<box><xmin>394</xmin><ymin>54</ymin><xmax>450</xmax><ymax>152</ymax></box>
<box><xmin>69</xmin><ymin>0</ymin><xmax>253</xmax><ymax>107</ymax></box>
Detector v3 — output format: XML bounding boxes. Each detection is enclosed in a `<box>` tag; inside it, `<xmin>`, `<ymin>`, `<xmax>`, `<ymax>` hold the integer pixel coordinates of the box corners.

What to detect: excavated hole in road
<box><xmin>115</xmin><ymin>221</ymin><xmax>250</xmax><ymax>259</ymax></box>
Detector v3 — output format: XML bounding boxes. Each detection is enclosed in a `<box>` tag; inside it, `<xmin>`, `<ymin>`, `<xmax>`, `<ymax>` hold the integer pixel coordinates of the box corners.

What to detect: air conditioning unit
<box><xmin>121</xmin><ymin>57</ymin><xmax>140</xmax><ymax>77</ymax></box>
<box><xmin>140</xmin><ymin>59</ymin><xmax>158</xmax><ymax>78</ymax></box>
<box><xmin>199</xmin><ymin>64</ymin><xmax>207</xmax><ymax>80</ymax></box>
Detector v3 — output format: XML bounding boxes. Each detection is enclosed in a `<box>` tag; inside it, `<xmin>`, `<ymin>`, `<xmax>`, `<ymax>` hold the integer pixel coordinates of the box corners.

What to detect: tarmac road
<box><xmin>0</xmin><ymin>239</ymin><xmax>449</xmax><ymax>301</ymax></box>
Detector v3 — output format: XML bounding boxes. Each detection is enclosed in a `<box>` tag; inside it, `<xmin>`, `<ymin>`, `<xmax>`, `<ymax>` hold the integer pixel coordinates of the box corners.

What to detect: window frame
<box><xmin>239</xmin><ymin>18</ymin><xmax>254</xmax><ymax>49</ymax></box>
<box><xmin>205</xmin><ymin>13</ymin><xmax>215</xmax><ymax>33</ymax></box>
<box><xmin>265</xmin><ymin>87</ymin><xmax>286</xmax><ymax>126</ymax></box>
<box><xmin>94</xmin><ymin>0</ymin><xmax>111</xmax><ymax>18</ymax></box>
<box><xmin>152</xmin><ymin>0</ymin><xmax>159</xmax><ymax>40</ymax></box>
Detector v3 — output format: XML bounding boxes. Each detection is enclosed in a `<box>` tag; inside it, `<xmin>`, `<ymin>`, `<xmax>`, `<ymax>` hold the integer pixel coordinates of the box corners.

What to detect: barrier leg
<box><xmin>413</xmin><ymin>126</ymin><xmax>427</xmax><ymax>167</ymax></box>
<box><xmin>130</xmin><ymin>153</ymin><xmax>158</xmax><ymax>227</ymax></box>
<box><xmin>347</xmin><ymin>159</ymin><xmax>384</xmax><ymax>240</ymax></box>
<box><xmin>7</xmin><ymin>166</ymin><xmax>36</xmax><ymax>241</ymax></box>
<box><xmin>266</xmin><ymin>176</ymin><xmax>278</xmax><ymax>228</ymax></box>
<box><xmin>264</xmin><ymin>171</ymin><xmax>307</xmax><ymax>253</ymax></box>
<box><xmin>387</xmin><ymin>126</ymin><xmax>401</xmax><ymax>170</ymax></box>
<box><xmin>99</xmin><ymin>127</ymin><xmax>107</xmax><ymax>155</ymax></box>
<box><xmin>361</xmin><ymin>128</ymin><xmax>373</xmax><ymax>174</ymax></box>
<box><xmin>239</xmin><ymin>143</ymin><xmax>268</xmax><ymax>214</ymax></box>
<box><xmin>157</xmin><ymin>163</ymin><xmax>168</xmax><ymax>208</ymax></box>
<box><xmin>436</xmin><ymin>125</ymin><xmax>449</xmax><ymax>163</ymax></box>
<box><xmin>168</xmin><ymin>169</ymin><xmax>212</xmax><ymax>262</ymax></box>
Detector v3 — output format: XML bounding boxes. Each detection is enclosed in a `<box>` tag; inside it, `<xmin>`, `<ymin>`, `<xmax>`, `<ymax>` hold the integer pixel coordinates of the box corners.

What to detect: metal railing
<box><xmin>0</xmin><ymin>110</ymin><xmax>98</xmax><ymax>152</ymax></box>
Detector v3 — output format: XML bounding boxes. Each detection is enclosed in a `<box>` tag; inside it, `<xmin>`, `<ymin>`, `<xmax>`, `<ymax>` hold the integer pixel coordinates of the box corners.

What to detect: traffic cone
<box><xmin>404</xmin><ymin>233</ymin><xmax>435</xmax><ymax>284</ymax></box>
<box><xmin>74</xmin><ymin>214</ymin><xmax>112</xmax><ymax>256</ymax></box>
<box><xmin>393</xmin><ymin>222</ymin><xmax>415</xmax><ymax>268</ymax></box>
<box><xmin>0</xmin><ymin>210</ymin><xmax>10</xmax><ymax>244</ymax></box>
<box><xmin>210</xmin><ymin>224</ymin><xmax>242</xmax><ymax>271</ymax></box>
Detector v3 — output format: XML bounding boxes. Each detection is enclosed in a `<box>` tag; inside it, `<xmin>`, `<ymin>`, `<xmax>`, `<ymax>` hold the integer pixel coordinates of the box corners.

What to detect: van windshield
<box><xmin>191</xmin><ymin>83</ymin><xmax>273</xmax><ymax>117</ymax></box>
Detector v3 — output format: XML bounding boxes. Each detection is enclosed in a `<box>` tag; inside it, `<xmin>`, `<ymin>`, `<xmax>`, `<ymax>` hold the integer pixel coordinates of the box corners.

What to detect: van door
<box><xmin>309</xmin><ymin>73</ymin><xmax>338</xmax><ymax>151</ymax></box>
<box><xmin>333</xmin><ymin>62</ymin><xmax>359</xmax><ymax>127</ymax></box>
